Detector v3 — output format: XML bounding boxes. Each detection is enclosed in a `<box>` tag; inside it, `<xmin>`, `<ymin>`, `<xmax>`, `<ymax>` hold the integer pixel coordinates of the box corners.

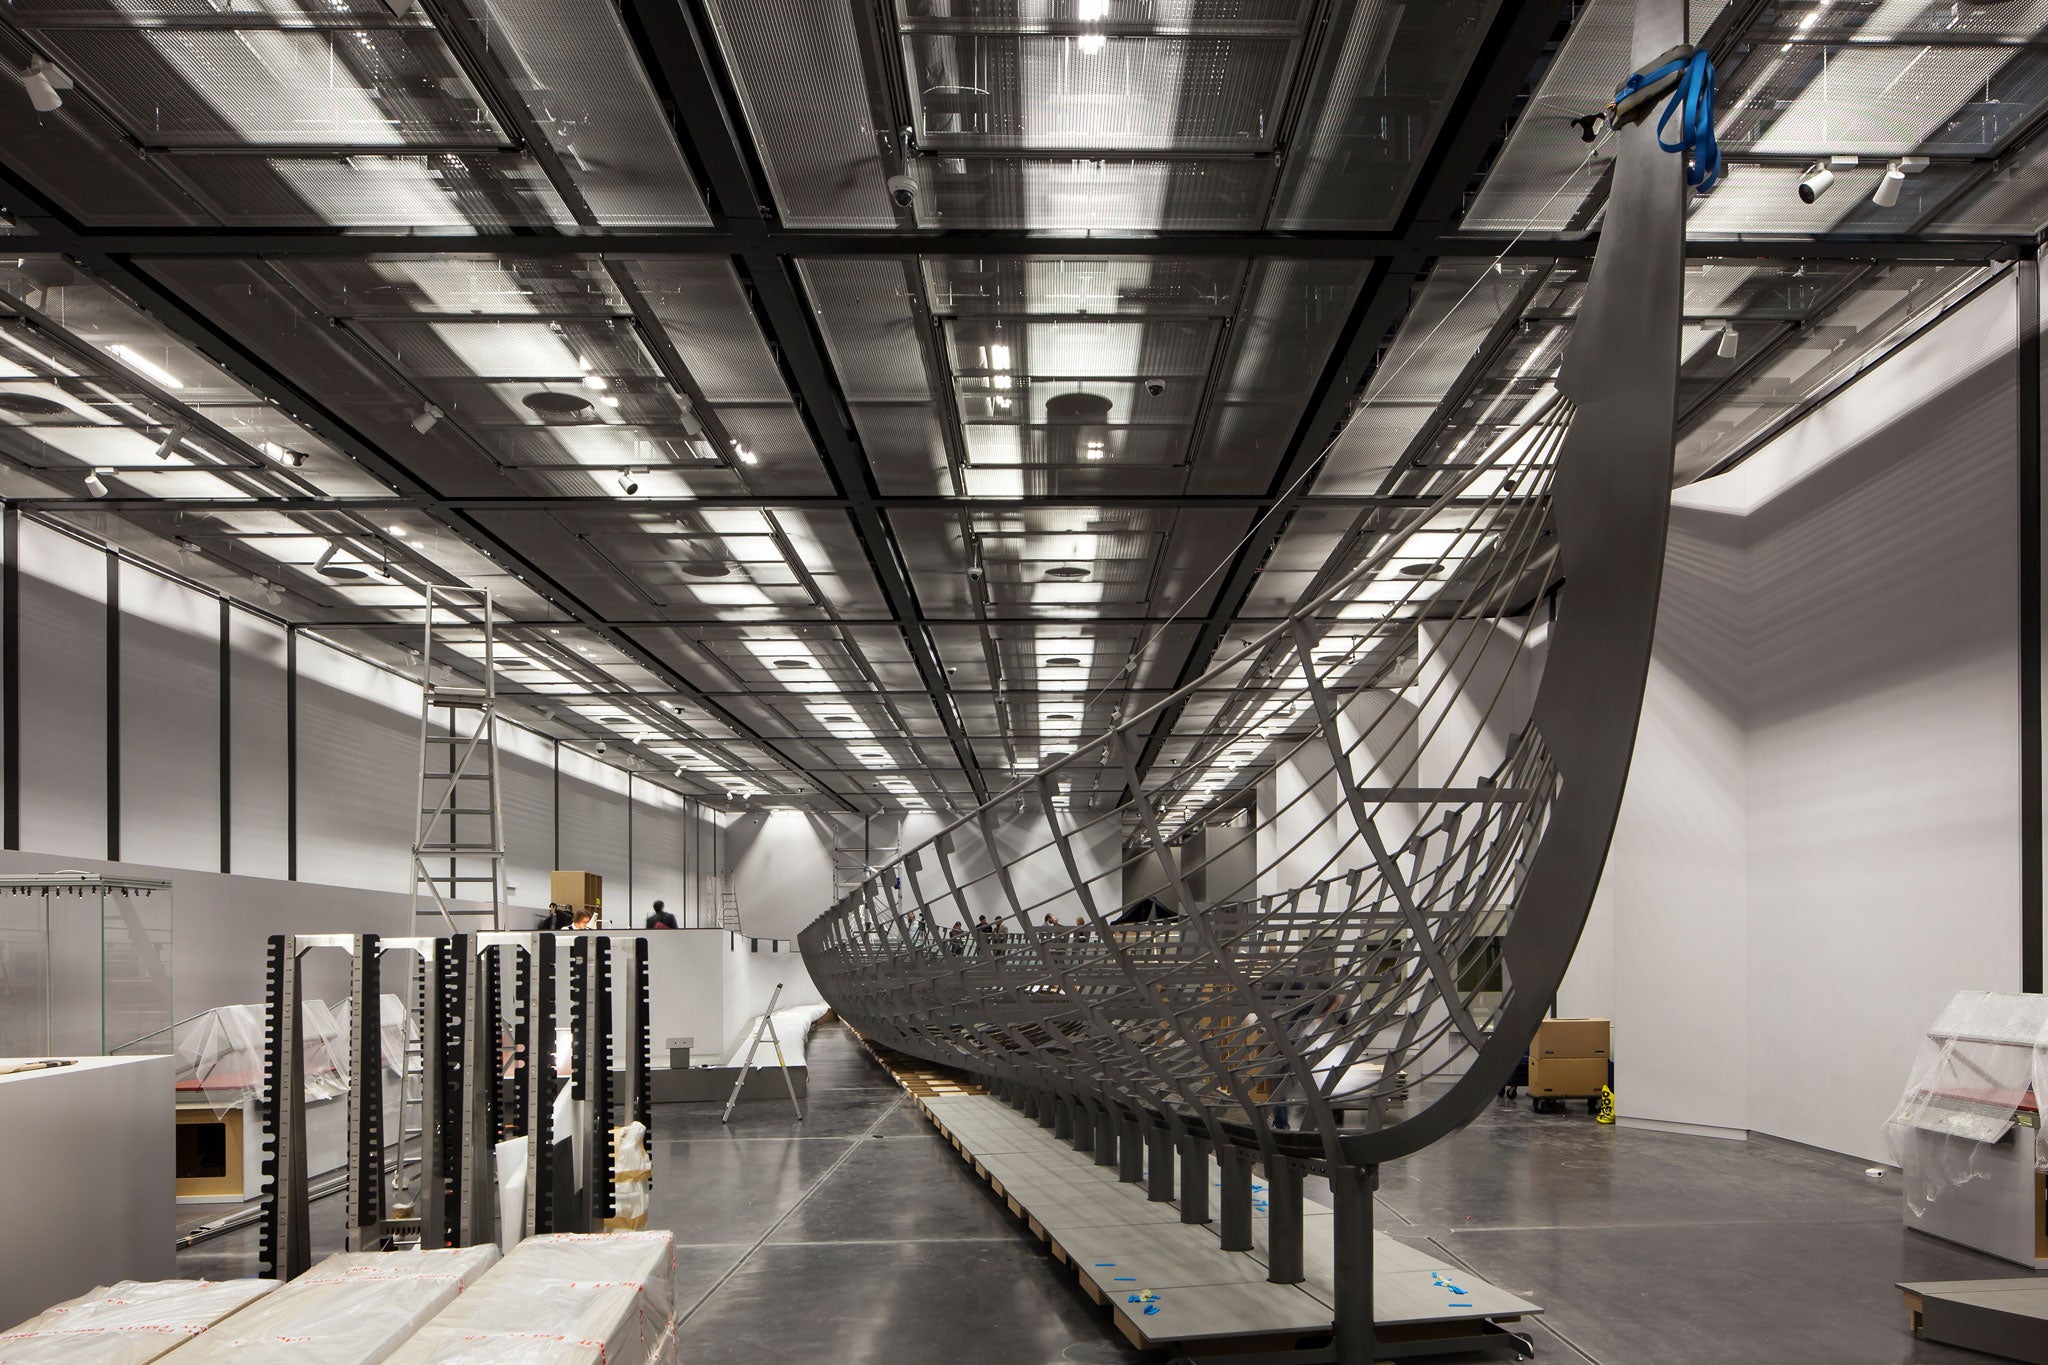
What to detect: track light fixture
<box><xmin>82</xmin><ymin>468</ymin><xmax>108</xmax><ymax>497</ymax></box>
<box><xmin>19</xmin><ymin>57</ymin><xmax>70</xmax><ymax>114</ymax></box>
<box><xmin>411</xmin><ymin>404</ymin><xmax>444</xmax><ymax>434</ymax></box>
<box><xmin>152</xmin><ymin>427</ymin><xmax>184</xmax><ymax>461</ymax></box>
<box><xmin>1797</xmin><ymin>162</ymin><xmax>1835</xmax><ymax>204</ymax></box>
<box><xmin>1872</xmin><ymin>156</ymin><xmax>1930</xmax><ymax>208</ymax></box>
<box><xmin>1716</xmin><ymin>323</ymin><xmax>1738</xmax><ymax>360</ymax></box>
<box><xmin>258</xmin><ymin>578</ymin><xmax>282</xmax><ymax>606</ymax></box>
<box><xmin>616</xmin><ymin>469</ymin><xmax>640</xmax><ymax>496</ymax></box>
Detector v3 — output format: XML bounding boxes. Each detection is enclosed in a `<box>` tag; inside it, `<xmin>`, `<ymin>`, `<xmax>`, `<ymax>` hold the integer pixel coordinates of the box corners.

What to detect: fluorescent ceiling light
<box><xmin>104</xmin><ymin>343</ymin><xmax>183</xmax><ymax>390</ymax></box>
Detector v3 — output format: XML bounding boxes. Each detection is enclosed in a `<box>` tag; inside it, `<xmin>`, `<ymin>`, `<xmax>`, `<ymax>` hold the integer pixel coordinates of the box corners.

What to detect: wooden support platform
<box><xmin>859</xmin><ymin>1044</ymin><xmax>1539</xmax><ymax>1356</ymax></box>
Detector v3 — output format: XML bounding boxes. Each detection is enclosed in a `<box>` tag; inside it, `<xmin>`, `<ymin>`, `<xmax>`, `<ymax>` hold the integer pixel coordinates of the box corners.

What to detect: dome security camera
<box><xmin>1144</xmin><ymin>379</ymin><xmax>1166</xmax><ymax>398</ymax></box>
<box><xmin>966</xmin><ymin>564</ymin><xmax>985</xmax><ymax>580</ymax></box>
<box><xmin>886</xmin><ymin>174</ymin><xmax>918</xmax><ymax>209</ymax></box>
<box><xmin>594</xmin><ymin>740</ymin><xmax>607</xmax><ymax>755</ymax></box>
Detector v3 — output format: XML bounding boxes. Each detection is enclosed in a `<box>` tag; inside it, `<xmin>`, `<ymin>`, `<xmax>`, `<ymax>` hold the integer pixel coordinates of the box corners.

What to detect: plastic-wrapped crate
<box><xmin>161</xmin><ymin>1246</ymin><xmax>499</xmax><ymax>1364</ymax></box>
<box><xmin>386</xmin><ymin>1233</ymin><xmax>674</xmax><ymax>1365</ymax></box>
<box><xmin>0</xmin><ymin>1280</ymin><xmax>276</xmax><ymax>1364</ymax></box>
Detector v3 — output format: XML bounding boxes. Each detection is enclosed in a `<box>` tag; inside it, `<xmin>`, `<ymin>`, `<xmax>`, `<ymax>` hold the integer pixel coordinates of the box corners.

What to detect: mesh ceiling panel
<box><xmin>34</xmin><ymin>26</ymin><xmax>504</xmax><ymax>148</ymax></box>
<box><xmin>800</xmin><ymin>260</ymin><xmax>935</xmax><ymax>402</ymax></box>
<box><xmin>911</xmin><ymin>155</ymin><xmax>1274</xmax><ymax>228</ymax></box>
<box><xmin>166</xmin><ymin>153</ymin><xmax>576</xmax><ymax>228</ymax></box>
<box><xmin>904</xmin><ymin>33</ymin><xmax>1295</xmax><ymax>152</ymax></box>
<box><xmin>1717</xmin><ymin>44</ymin><xmax>2048</xmax><ymax>157</ymax></box>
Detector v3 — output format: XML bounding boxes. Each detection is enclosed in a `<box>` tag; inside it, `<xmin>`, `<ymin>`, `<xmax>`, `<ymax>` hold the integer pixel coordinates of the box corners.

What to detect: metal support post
<box><xmin>1178</xmin><ymin>1134</ymin><xmax>1210</xmax><ymax>1223</ymax></box>
<box><xmin>1146</xmin><ymin>1125</ymin><xmax>1174</xmax><ymax>1201</ymax></box>
<box><xmin>1331</xmin><ymin>1164</ymin><xmax>1378</xmax><ymax>1365</ymax></box>
<box><xmin>1219</xmin><ymin>1146</ymin><xmax>1254</xmax><ymax>1251</ymax></box>
<box><xmin>345</xmin><ymin>935</ymin><xmax>385</xmax><ymax>1252</ymax></box>
<box><xmin>1092</xmin><ymin>1102</ymin><xmax>1119</xmax><ymax>1168</ymax></box>
<box><xmin>1118</xmin><ymin>1112</ymin><xmax>1145</xmax><ymax>1182</ymax></box>
<box><xmin>1053</xmin><ymin>1094</ymin><xmax>1074</xmax><ymax>1140</ymax></box>
<box><xmin>1267</xmin><ymin>1158</ymin><xmax>1305</xmax><ymax>1285</ymax></box>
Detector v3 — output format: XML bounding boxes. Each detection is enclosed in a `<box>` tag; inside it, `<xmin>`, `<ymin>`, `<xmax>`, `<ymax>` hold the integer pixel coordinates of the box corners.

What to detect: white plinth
<box><xmin>0</xmin><ymin>1055</ymin><xmax>174</xmax><ymax>1329</ymax></box>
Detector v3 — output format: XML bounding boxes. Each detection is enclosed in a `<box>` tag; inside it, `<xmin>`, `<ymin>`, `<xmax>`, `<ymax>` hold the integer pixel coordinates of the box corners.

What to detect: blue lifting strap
<box><xmin>1611</xmin><ymin>44</ymin><xmax>1721</xmax><ymax>192</ymax></box>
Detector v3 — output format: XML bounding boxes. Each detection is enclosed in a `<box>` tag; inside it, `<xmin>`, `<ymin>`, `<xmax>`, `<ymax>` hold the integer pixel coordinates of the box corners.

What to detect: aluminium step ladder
<box><xmin>411</xmin><ymin>585</ymin><xmax>506</xmax><ymax>932</ymax></box>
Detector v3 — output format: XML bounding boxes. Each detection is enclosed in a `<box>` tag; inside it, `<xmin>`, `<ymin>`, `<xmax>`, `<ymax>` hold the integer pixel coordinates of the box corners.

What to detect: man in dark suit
<box><xmin>646</xmin><ymin>898</ymin><xmax>679</xmax><ymax>930</ymax></box>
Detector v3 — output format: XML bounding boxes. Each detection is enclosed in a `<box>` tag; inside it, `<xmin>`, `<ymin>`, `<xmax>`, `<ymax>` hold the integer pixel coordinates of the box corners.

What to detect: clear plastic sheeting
<box><xmin>164</xmin><ymin>1247</ymin><xmax>499</xmax><ymax>1365</ymax></box>
<box><xmin>1883</xmin><ymin>990</ymin><xmax>2048</xmax><ymax>1213</ymax></box>
<box><xmin>0</xmin><ymin>1280</ymin><xmax>276</xmax><ymax>1364</ymax></box>
<box><xmin>174</xmin><ymin>1000</ymin><xmax>352</xmax><ymax>1114</ymax></box>
<box><xmin>179</xmin><ymin>1002</ymin><xmax>343</xmax><ymax>1103</ymax></box>
<box><xmin>387</xmin><ymin>1232</ymin><xmax>676</xmax><ymax>1365</ymax></box>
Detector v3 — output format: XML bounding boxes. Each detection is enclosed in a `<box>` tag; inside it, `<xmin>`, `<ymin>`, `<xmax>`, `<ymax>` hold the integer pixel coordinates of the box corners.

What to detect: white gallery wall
<box><xmin>1574</xmin><ymin>271</ymin><xmax>2033</xmax><ymax>1163</ymax></box>
<box><xmin>0</xmin><ymin>520</ymin><xmax>718</xmax><ymax>1012</ymax></box>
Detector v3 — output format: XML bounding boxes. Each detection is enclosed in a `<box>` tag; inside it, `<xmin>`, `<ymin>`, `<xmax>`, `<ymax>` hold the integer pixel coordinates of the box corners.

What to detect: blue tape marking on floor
<box><xmin>1114</xmin><ymin>1277</ymin><xmax>1135</xmax><ymax>1281</ymax></box>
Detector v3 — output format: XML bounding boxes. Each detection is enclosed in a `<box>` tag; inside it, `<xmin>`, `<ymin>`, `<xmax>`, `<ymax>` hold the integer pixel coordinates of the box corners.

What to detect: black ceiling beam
<box><xmin>622</xmin><ymin>0</ymin><xmax>993</xmax><ymax>806</ymax></box>
<box><xmin>1127</xmin><ymin>0</ymin><xmax>1577</xmax><ymax>788</ymax></box>
<box><xmin>0</xmin><ymin>163</ymin><xmax>860</xmax><ymax>812</ymax></box>
<box><xmin>18</xmin><ymin>226</ymin><xmax>2026</xmax><ymax>264</ymax></box>
<box><xmin>7</xmin><ymin>492</ymin><xmax>1498</xmax><ymax>513</ymax></box>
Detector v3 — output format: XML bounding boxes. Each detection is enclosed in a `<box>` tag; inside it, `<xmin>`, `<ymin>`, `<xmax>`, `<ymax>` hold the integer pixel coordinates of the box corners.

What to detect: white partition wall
<box><xmin>0</xmin><ymin>518</ymin><xmax>725</xmax><ymax>1006</ymax></box>
<box><xmin>1577</xmin><ymin>273</ymin><xmax>2033</xmax><ymax>1163</ymax></box>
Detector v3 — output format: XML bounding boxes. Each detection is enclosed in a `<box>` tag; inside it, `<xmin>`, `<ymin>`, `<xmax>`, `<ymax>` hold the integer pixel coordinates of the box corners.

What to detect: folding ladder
<box><xmin>411</xmin><ymin>585</ymin><xmax>506</xmax><ymax>932</ymax></box>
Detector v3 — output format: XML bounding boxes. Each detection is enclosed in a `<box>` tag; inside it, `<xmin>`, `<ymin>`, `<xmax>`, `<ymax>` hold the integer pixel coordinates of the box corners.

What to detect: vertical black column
<box><xmin>285</xmin><ymin>627</ymin><xmax>299</xmax><ymax>881</ymax></box>
<box><xmin>1267</xmin><ymin>1158</ymin><xmax>1305</xmax><ymax>1284</ymax></box>
<box><xmin>2022</xmin><ymin>254</ymin><xmax>2044</xmax><ymax>995</ymax></box>
<box><xmin>1178</xmin><ymin>1134</ymin><xmax>1210</xmax><ymax>1223</ymax></box>
<box><xmin>4</xmin><ymin>508</ymin><xmax>20</xmax><ymax>851</ymax></box>
<box><xmin>105</xmin><ymin>553</ymin><xmax>119</xmax><ymax>861</ymax></box>
<box><xmin>1145</xmin><ymin>1125</ymin><xmax>1174</xmax><ymax>1202</ymax></box>
<box><xmin>219</xmin><ymin>598</ymin><xmax>232</xmax><ymax>873</ymax></box>
<box><xmin>1117</xmin><ymin>1112</ymin><xmax>1144</xmax><ymax>1182</ymax></box>
<box><xmin>1218</xmin><ymin>1146</ymin><xmax>1253</xmax><ymax>1251</ymax></box>
<box><xmin>1330</xmin><ymin>1164</ymin><xmax>1379</xmax><ymax>1365</ymax></box>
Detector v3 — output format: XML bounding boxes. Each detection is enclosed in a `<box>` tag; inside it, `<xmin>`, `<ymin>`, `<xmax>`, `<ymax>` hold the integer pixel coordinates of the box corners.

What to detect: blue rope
<box><xmin>1612</xmin><ymin>48</ymin><xmax>1720</xmax><ymax>191</ymax></box>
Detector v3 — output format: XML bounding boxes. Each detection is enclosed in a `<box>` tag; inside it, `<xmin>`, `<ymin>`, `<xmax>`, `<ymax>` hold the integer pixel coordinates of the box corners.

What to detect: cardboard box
<box><xmin>550</xmin><ymin>870</ymin><xmax>603</xmax><ymax>916</ymax></box>
<box><xmin>1534</xmin><ymin>1017</ymin><xmax>1610</xmax><ymax>1059</ymax></box>
<box><xmin>1529</xmin><ymin>1056</ymin><xmax>1608</xmax><ymax>1098</ymax></box>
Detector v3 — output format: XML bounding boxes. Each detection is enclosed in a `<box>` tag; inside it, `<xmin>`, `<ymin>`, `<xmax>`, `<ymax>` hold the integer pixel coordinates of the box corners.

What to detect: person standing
<box><xmin>647</xmin><ymin>898</ymin><xmax>679</xmax><ymax>930</ymax></box>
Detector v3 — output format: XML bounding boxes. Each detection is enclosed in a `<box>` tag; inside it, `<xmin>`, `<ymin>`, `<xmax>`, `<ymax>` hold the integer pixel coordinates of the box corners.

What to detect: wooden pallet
<box><xmin>888</xmin><ymin>1080</ymin><xmax>1539</xmax><ymax>1358</ymax></box>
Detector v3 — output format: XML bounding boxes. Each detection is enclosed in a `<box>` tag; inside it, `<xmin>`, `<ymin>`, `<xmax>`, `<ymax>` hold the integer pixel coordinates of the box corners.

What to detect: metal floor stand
<box><xmin>721</xmin><ymin>982</ymin><xmax>804</xmax><ymax>1123</ymax></box>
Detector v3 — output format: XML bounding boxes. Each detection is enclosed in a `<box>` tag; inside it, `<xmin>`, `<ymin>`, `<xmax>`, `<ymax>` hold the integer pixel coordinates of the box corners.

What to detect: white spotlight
<box><xmin>19</xmin><ymin>58</ymin><xmax>64</xmax><ymax>114</ymax></box>
<box><xmin>82</xmin><ymin>468</ymin><xmax>108</xmax><ymax>497</ymax></box>
<box><xmin>1872</xmin><ymin>163</ymin><xmax>1905</xmax><ymax>208</ymax></box>
<box><xmin>151</xmin><ymin>427</ymin><xmax>182</xmax><ymax>461</ymax></box>
<box><xmin>615</xmin><ymin>469</ymin><xmax>641</xmax><ymax>496</ymax></box>
<box><xmin>1716</xmin><ymin>324</ymin><xmax>1738</xmax><ymax>360</ymax></box>
<box><xmin>1797</xmin><ymin>163</ymin><xmax>1834</xmax><ymax>204</ymax></box>
<box><xmin>258</xmin><ymin>578</ymin><xmax>282</xmax><ymax>606</ymax></box>
<box><xmin>411</xmin><ymin>404</ymin><xmax>444</xmax><ymax>434</ymax></box>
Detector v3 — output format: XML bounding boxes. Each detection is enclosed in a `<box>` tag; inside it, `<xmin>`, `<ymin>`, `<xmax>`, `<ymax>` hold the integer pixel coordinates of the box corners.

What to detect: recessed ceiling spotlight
<box><xmin>1044</xmin><ymin>565</ymin><xmax>1090</xmax><ymax>580</ymax></box>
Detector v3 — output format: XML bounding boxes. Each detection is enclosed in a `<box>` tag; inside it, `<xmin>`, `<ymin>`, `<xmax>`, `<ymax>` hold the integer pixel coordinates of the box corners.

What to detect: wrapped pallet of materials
<box><xmin>161</xmin><ymin>1246</ymin><xmax>499</xmax><ymax>1365</ymax></box>
<box><xmin>386</xmin><ymin>1232</ymin><xmax>675</xmax><ymax>1365</ymax></box>
<box><xmin>0</xmin><ymin>1280</ymin><xmax>275</xmax><ymax>1364</ymax></box>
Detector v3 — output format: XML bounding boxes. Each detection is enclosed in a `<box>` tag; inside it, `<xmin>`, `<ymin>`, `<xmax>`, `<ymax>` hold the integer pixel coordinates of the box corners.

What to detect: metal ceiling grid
<box><xmin>0</xmin><ymin>0</ymin><xmax>2041</xmax><ymax>816</ymax></box>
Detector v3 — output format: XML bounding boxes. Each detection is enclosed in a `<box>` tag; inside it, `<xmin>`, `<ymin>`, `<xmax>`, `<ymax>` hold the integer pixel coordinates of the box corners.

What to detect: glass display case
<box><xmin>0</xmin><ymin>874</ymin><xmax>173</xmax><ymax>1056</ymax></box>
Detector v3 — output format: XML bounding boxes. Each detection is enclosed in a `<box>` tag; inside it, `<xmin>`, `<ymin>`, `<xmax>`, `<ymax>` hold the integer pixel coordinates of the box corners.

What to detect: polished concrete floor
<box><xmin>178</xmin><ymin>1023</ymin><xmax>2037</xmax><ymax>1362</ymax></box>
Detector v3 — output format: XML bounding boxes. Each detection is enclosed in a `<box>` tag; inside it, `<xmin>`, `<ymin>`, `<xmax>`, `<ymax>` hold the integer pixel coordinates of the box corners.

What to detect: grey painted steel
<box><xmin>1179</xmin><ymin>1136</ymin><xmax>1211</xmax><ymax>1224</ymax></box>
<box><xmin>1268</xmin><ymin>1158</ymin><xmax>1305</xmax><ymax>1286</ymax></box>
<box><xmin>801</xmin><ymin>0</ymin><xmax>1686</xmax><ymax>1346</ymax></box>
